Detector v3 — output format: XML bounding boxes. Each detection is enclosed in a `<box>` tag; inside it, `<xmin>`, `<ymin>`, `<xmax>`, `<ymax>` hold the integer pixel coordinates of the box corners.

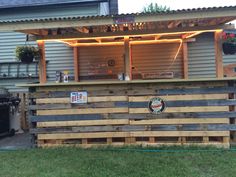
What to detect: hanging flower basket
<box><xmin>222</xmin><ymin>32</ymin><xmax>236</xmax><ymax>55</ymax></box>
<box><xmin>15</xmin><ymin>46</ymin><xmax>40</xmax><ymax>63</ymax></box>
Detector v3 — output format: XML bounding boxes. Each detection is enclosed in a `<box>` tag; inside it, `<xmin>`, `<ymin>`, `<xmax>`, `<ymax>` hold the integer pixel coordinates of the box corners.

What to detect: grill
<box><xmin>0</xmin><ymin>88</ymin><xmax>20</xmax><ymax>137</ymax></box>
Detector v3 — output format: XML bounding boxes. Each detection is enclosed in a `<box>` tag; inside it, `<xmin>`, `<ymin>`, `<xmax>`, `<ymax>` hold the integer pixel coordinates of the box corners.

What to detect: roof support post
<box><xmin>73</xmin><ymin>47</ymin><xmax>79</xmax><ymax>82</ymax></box>
<box><xmin>37</xmin><ymin>41</ymin><xmax>47</xmax><ymax>83</ymax></box>
<box><xmin>182</xmin><ymin>42</ymin><xmax>189</xmax><ymax>79</ymax></box>
<box><xmin>124</xmin><ymin>37</ymin><xmax>132</xmax><ymax>80</ymax></box>
<box><xmin>214</xmin><ymin>31</ymin><xmax>223</xmax><ymax>78</ymax></box>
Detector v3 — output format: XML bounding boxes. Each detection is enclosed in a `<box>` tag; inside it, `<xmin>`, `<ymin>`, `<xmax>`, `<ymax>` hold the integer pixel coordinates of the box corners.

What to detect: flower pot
<box><xmin>222</xmin><ymin>42</ymin><xmax>236</xmax><ymax>55</ymax></box>
<box><xmin>20</xmin><ymin>54</ymin><xmax>34</xmax><ymax>63</ymax></box>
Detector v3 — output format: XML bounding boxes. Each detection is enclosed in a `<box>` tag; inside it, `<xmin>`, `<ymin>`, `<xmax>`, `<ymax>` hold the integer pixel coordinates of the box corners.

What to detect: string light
<box><xmin>37</xmin><ymin>29</ymin><xmax>222</xmax><ymax>42</ymax></box>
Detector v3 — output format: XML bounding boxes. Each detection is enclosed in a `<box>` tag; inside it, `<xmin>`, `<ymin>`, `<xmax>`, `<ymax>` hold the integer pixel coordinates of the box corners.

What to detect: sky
<box><xmin>118</xmin><ymin>0</ymin><xmax>236</xmax><ymax>14</ymax></box>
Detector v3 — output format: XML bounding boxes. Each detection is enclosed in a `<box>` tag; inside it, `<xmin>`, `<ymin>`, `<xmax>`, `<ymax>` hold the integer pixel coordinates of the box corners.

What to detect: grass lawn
<box><xmin>0</xmin><ymin>146</ymin><xmax>236</xmax><ymax>177</ymax></box>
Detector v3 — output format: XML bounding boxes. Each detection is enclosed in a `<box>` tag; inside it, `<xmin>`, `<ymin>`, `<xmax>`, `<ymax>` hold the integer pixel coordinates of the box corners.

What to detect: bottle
<box><xmin>63</xmin><ymin>71</ymin><xmax>69</xmax><ymax>83</ymax></box>
<box><xmin>56</xmin><ymin>71</ymin><xmax>62</xmax><ymax>83</ymax></box>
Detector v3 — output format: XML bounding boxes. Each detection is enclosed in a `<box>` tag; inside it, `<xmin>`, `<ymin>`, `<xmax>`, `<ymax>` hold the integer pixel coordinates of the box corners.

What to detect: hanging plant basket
<box><xmin>222</xmin><ymin>42</ymin><xmax>236</xmax><ymax>55</ymax></box>
<box><xmin>15</xmin><ymin>46</ymin><xmax>40</xmax><ymax>64</ymax></box>
<box><xmin>222</xmin><ymin>32</ymin><xmax>236</xmax><ymax>55</ymax></box>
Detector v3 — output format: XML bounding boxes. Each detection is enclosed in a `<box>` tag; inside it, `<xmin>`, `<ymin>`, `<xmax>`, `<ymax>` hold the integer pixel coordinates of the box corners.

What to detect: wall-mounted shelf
<box><xmin>0</xmin><ymin>61</ymin><xmax>48</xmax><ymax>80</ymax></box>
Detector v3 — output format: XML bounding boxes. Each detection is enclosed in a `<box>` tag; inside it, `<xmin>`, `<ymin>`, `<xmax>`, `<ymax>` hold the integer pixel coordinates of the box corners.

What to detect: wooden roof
<box><xmin>0</xmin><ymin>6</ymin><xmax>235</xmax><ymax>40</ymax></box>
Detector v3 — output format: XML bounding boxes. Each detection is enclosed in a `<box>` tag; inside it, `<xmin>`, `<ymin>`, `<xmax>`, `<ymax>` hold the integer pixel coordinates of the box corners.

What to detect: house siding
<box><xmin>188</xmin><ymin>32</ymin><xmax>236</xmax><ymax>79</ymax></box>
<box><xmin>188</xmin><ymin>33</ymin><xmax>216</xmax><ymax>78</ymax></box>
<box><xmin>0</xmin><ymin>3</ymin><xmax>101</xmax><ymax>92</ymax></box>
<box><xmin>223</xmin><ymin>52</ymin><xmax>236</xmax><ymax>65</ymax></box>
<box><xmin>0</xmin><ymin>4</ymin><xmax>99</xmax><ymax>21</ymax></box>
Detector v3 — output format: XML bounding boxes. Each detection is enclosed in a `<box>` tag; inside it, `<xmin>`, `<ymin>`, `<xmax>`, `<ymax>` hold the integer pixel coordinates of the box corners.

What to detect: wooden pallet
<box><xmin>33</xmin><ymin>118</ymin><xmax>230</xmax><ymax>148</ymax></box>
<box><xmin>37</xmin><ymin>134</ymin><xmax>230</xmax><ymax>149</ymax></box>
<box><xmin>29</xmin><ymin>80</ymin><xmax>236</xmax><ymax>148</ymax></box>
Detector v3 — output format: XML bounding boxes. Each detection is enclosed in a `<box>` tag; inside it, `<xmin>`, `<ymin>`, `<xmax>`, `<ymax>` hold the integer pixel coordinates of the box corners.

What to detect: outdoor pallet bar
<box><xmin>25</xmin><ymin>78</ymin><xmax>235</xmax><ymax>148</ymax></box>
<box><xmin>9</xmin><ymin>6</ymin><xmax>236</xmax><ymax>147</ymax></box>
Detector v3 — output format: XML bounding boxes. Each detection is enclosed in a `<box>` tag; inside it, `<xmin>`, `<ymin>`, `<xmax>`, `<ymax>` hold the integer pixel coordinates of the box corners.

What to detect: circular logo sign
<box><xmin>148</xmin><ymin>97</ymin><xmax>166</xmax><ymax>114</ymax></box>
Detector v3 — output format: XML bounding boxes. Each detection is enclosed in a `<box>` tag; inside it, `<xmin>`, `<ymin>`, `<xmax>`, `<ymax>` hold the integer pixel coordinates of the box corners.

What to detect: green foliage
<box><xmin>142</xmin><ymin>2</ymin><xmax>170</xmax><ymax>13</ymax></box>
<box><xmin>15</xmin><ymin>46</ymin><xmax>40</xmax><ymax>61</ymax></box>
<box><xmin>0</xmin><ymin>147</ymin><xmax>236</xmax><ymax>177</ymax></box>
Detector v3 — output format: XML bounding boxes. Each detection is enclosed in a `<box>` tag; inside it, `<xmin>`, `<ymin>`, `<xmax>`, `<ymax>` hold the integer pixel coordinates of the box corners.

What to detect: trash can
<box><xmin>0</xmin><ymin>88</ymin><xmax>20</xmax><ymax>138</ymax></box>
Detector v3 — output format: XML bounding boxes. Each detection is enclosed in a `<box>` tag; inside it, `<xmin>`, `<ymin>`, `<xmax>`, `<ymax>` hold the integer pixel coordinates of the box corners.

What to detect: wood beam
<box><xmin>182</xmin><ymin>42</ymin><xmax>189</xmax><ymax>79</ymax></box>
<box><xmin>75</xmin><ymin>27</ymin><xmax>89</xmax><ymax>33</ymax></box>
<box><xmin>30</xmin><ymin>25</ymin><xmax>224</xmax><ymax>41</ymax></box>
<box><xmin>124</xmin><ymin>37</ymin><xmax>132</xmax><ymax>80</ymax></box>
<box><xmin>73</xmin><ymin>47</ymin><xmax>79</xmax><ymax>82</ymax></box>
<box><xmin>214</xmin><ymin>31</ymin><xmax>223</xmax><ymax>78</ymax></box>
<box><xmin>37</xmin><ymin>41</ymin><xmax>47</xmax><ymax>83</ymax></box>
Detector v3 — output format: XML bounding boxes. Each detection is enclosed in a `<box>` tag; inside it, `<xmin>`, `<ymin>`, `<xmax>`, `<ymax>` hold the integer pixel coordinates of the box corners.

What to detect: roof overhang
<box><xmin>0</xmin><ymin>6</ymin><xmax>235</xmax><ymax>42</ymax></box>
<box><xmin>0</xmin><ymin>6</ymin><xmax>235</xmax><ymax>32</ymax></box>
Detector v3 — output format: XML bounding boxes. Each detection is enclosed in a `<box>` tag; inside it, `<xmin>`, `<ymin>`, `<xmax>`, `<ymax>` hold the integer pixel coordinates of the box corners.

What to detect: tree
<box><xmin>142</xmin><ymin>2</ymin><xmax>170</xmax><ymax>13</ymax></box>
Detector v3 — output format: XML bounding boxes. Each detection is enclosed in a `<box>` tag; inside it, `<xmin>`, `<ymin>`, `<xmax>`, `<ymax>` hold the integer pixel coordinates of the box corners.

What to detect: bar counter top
<box><xmin>16</xmin><ymin>77</ymin><xmax>236</xmax><ymax>87</ymax></box>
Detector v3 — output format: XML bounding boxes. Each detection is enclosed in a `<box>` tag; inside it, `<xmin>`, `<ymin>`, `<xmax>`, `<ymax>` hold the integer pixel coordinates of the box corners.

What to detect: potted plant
<box><xmin>15</xmin><ymin>46</ymin><xmax>40</xmax><ymax>63</ymax></box>
<box><xmin>222</xmin><ymin>32</ymin><xmax>236</xmax><ymax>55</ymax></box>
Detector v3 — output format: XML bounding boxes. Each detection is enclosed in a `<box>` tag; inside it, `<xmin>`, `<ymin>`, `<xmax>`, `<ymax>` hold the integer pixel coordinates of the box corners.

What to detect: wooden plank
<box><xmin>81</xmin><ymin>139</ymin><xmax>88</xmax><ymax>144</ymax></box>
<box><xmin>37</xmin><ymin>118</ymin><xmax>230</xmax><ymax>129</ymax></box>
<box><xmin>31</xmin><ymin>114</ymin><xmax>103</xmax><ymax>122</ymax></box>
<box><xmin>26</xmin><ymin>25</ymin><xmax>226</xmax><ymax>41</ymax></box>
<box><xmin>30</xmin><ymin>101</ymin><xmax>128</xmax><ymax>110</ymax></box>
<box><xmin>129</xmin><ymin>94</ymin><xmax>228</xmax><ymax>102</ymax></box>
<box><xmin>215</xmin><ymin>31</ymin><xmax>223</xmax><ymax>78</ymax></box>
<box><xmin>157</xmin><ymin>87</ymin><xmax>236</xmax><ymax>95</ymax></box>
<box><xmin>38</xmin><ymin>132</ymin><xmax>130</xmax><ymax>140</ymax></box>
<box><xmin>33</xmin><ymin>99</ymin><xmax>236</xmax><ymax>110</ymax></box>
<box><xmin>73</xmin><ymin>47</ymin><xmax>79</xmax><ymax>82</ymax></box>
<box><xmin>129</xmin><ymin>106</ymin><xmax>229</xmax><ymax>114</ymax></box>
<box><xmin>182</xmin><ymin>42</ymin><xmax>188</xmax><ymax>79</ymax></box>
<box><xmin>30</xmin><ymin>112</ymin><xmax>236</xmax><ymax>123</ymax></box>
<box><xmin>38</xmin><ymin>142</ymin><xmax>230</xmax><ymax>149</ymax></box>
<box><xmin>107</xmin><ymin>138</ymin><xmax>113</xmax><ymax>144</ymax></box>
<box><xmin>129</xmin><ymin>99</ymin><xmax>236</xmax><ymax>108</ymax></box>
<box><xmin>149</xmin><ymin>137</ymin><xmax>155</xmax><ymax>143</ymax></box>
<box><xmin>31</xmin><ymin>79</ymin><xmax>229</xmax><ymax>91</ymax></box>
<box><xmin>32</xmin><ymin>89</ymin><xmax>127</xmax><ymax>98</ymax></box>
<box><xmin>37</xmin><ymin>41</ymin><xmax>47</xmax><ymax>84</ymax></box>
<box><xmin>37</xmin><ymin>108</ymin><xmax>129</xmax><ymax>116</ymax></box>
<box><xmin>31</xmin><ymin>86</ymin><xmax>235</xmax><ymax>99</ymax></box>
<box><xmin>223</xmin><ymin>137</ymin><xmax>230</xmax><ymax>143</ymax></box>
<box><xmin>203</xmin><ymin>137</ymin><xmax>209</xmax><ymax>143</ymax></box>
<box><xmin>130</xmin><ymin>131</ymin><xmax>229</xmax><ymax>137</ymax></box>
<box><xmin>36</xmin><ymin>98</ymin><xmax>70</xmax><ymax>104</ymax></box>
<box><xmin>130</xmin><ymin>118</ymin><xmax>229</xmax><ymax>125</ymax></box>
<box><xmin>32</xmin><ymin>124</ymin><xmax>231</xmax><ymax>134</ymax></box>
<box><xmin>228</xmin><ymin>81</ymin><xmax>236</xmax><ymax>142</ymax></box>
<box><xmin>152</xmin><ymin>124</ymin><xmax>230</xmax><ymax>131</ymax></box>
<box><xmin>124</xmin><ymin>36</ymin><xmax>132</xmax><ymax>80</ymax></box>
<box><xmin>36</xmin><ymin>96</ymin><xmax>128</xmax><ymax>104</ymax></box>
<box><xmin>128</xmin><ymin>86</ymin><xmax>234</xmax><ymax>96</ymax></box>
<box><xmin>37</xmin><ymin>119</ymin><xmax>130</xmax><ymax>128</ymax></box>
<box><xmin>105</xmin><ymin>112</ymin><xmax>236</xmax><ymax>119</ymax></box>
<box><xmin>89</xmin><ymin>96</ymin><xmax>128</xmax><ymax>102</ymax></box>
<box><xmin>37</xmin><ymin>131</ymin><xmax>229</xmax><ymax>140</ymax></box>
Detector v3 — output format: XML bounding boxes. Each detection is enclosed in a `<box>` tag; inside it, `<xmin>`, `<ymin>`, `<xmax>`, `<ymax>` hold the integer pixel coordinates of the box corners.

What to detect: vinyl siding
<box><xmin>0</xmin><ymin>32</ymin><xmax>37</xmax><ymax>92</ymax></box>
<box><xmin>188</xmin><ymin>33</ymin><xmax>216</xmax><ymax>78</ymax></box>
<box><xmin>0</xmin><ymin>4</ymin><xmax>99</xmax><ymax>21</ymax></box>
<box><xmin>188</xmin><ymin>32</ymin><xmax>236</xmax><ymax>78</ymax></box>
<box><xmin>223</xmin><ymin>53</ymin><xmax>236</xmax><ymax>65</ymax></box>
